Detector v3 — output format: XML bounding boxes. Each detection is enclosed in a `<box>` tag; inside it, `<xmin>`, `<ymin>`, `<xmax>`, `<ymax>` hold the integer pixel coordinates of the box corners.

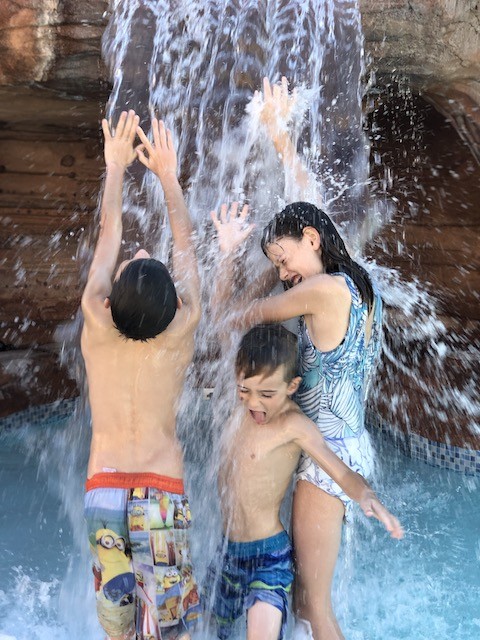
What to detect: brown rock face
<box><xmin>0</xmin><ymin>0</ymin><xmax>107</xmax><ymax>414</ymax></box>
<box><xmin>361</xmin><ymin>0</ymin><xmax>480</xmax><ymax>160</ymax></box>
<box><xmin>0</xmin><ymin>0</ymin><xmax>107</xmax><ymax>95</ymax></box>
<box><xmin>0</xmin><ymin>84</ymin><xmax>103</xmax><ymax>414</ymax></box>
<box><xmin>0</xmin><ymin>0</ymin><xmax>478</xmax><ymax>450</ymax></box>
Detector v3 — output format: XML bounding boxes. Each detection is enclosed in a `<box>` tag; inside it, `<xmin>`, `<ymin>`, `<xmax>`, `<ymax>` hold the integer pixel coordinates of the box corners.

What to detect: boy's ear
<box><xmin>287</xmin><ymin>376</ymin><xmax>302</xmax><ymax>396</ymax></box>
<box><xmin>104</xmin><ymin>297</ymin><xmax>111</xmax><ymax>309</ymax></box>
<box><xmin>176</xmin><ymin>296</ymin><xmax>183</xmax><ymax>310</ymax></box>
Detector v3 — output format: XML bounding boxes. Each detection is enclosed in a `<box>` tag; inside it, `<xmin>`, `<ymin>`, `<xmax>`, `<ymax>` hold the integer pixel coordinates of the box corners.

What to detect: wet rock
<box><xmin>361</xmin><ymin>0</ymin><xmax>480</xmax><ymax>160</ymax></box>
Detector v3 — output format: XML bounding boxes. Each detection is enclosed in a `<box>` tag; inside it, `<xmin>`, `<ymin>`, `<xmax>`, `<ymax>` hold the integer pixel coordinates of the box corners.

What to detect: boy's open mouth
<box><xmin>249</xmin><ymin>410</ymin><xmax>267</xmax><ymax>425</ymax></box>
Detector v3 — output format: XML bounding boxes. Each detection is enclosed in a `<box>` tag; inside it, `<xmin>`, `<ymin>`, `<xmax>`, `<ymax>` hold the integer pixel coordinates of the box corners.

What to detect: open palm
<box><xmin>210</xmin><ymin>202</ymin><xmax>255</xmax><ymax>254</ymax></box>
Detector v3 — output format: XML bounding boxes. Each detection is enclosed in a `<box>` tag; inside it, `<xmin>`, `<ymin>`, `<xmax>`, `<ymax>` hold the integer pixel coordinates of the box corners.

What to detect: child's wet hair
<box><xmin>236</xmin><ymin>325</ymin><xmax>297</xmax><ymax>382</ymax></box>
<box><xmin>261</xmin><ymin>201</ymin><xmax>374</xmax><ymax>311</ymax></box>
<box><xmin>109</xmin><ymin>258</ymin><xmax>177</xmax><ymax>341</ymax></box>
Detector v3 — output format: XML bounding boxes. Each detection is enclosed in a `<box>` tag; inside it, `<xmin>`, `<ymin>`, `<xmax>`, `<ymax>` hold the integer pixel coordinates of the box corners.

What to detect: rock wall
<box><xmin>0</xmin><ymin>87</ymin><xmax>102</xmax><ymax>413</ymax></box>
<box><xmin>360</xmin><ymin>0</ymin><xmax>480</xmax><ymax>160</ymax></box>
<box><xmin>0</xmin><ymin>0</ymin><xmax>478</xmax><ymax>447</ymax></box>
<box><xmin>366</xmin><ymin>93</ymin><xmax>479</xmax><ymax>448</ymax></box>
<box><xmin>0</xmin><ymin>0</ymin><xmax>106</xmax><ymax>413</ymax></box>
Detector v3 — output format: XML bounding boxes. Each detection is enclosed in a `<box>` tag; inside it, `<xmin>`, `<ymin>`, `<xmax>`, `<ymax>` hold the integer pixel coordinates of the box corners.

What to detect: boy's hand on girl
<box><xmin>102</xmin><ymin>110</ymin><xmax>140</xmax><ymax>169</ymax></box>
<box><xmin>210</xmin><ymin>202</ymin><xmax>255</xmax><ymax>254</ymax></box>
<box><xmin>360</xmin><ymin>491</ymin><xmax>404</xmax><ymax>540</ymax></box>
<box><xmin>257</xmin><ymin>76</ymin><xmax>296</xmax><ymax>139</ymax></box>
<box><xmin>136</xmin><ymin>118</ymin><xmax>178</xmax><ymax>179</ymax></box>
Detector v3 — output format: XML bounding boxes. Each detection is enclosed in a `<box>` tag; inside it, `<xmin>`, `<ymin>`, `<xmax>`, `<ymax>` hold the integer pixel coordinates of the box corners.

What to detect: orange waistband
<box><xmin>85</xmin><ymin>472</ymin><xmax>185</xmax><ymax>495</ymax></box>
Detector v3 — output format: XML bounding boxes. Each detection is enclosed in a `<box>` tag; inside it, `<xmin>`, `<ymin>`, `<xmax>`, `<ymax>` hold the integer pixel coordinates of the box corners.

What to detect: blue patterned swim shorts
<box><xmin>210</xmin><ymin>530</ymin><xmax>293</xmax><ymax>639</ymax></box>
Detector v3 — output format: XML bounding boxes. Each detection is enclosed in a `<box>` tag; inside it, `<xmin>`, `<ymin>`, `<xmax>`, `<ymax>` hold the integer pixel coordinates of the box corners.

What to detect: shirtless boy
<box><xmin>81</xmin><ymin>110</ymin><xmax>201</xmax><ymax>640</ymax></box>
<box><xmin>210</xmin><ymin>325</ymin><xmax>403</xmax><ymax>640</ymax></box>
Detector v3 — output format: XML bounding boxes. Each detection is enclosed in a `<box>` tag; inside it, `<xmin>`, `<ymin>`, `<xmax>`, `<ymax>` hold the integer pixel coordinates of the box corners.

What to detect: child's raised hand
<box><xmin>258</xmin><ymin>76</ymin><xmax>296</xmax><ymax>139</ymax></box>
<box><xmin>102</xmin><ymin>110</ymin><xmax>140</xmax><ymax>169</ymax></box>
<box><xmin>210</xmin><ymin>202</ymin><xmax>255</xmax><ymax>254</ymax></box>
<box><xmin>360</xmin><ymin>491</ymin><xmax>404</xmax><ymax>540</ymax></box>
<box><xmin>136</xmin><ymin>118</ymin><xmax>177</xmax><ymax>179</ymax></box>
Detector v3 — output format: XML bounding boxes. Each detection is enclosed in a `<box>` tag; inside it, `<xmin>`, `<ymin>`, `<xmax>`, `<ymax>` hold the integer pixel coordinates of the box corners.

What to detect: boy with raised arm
<box><xmin>209</xmin><ymin>323</ymin><xmax>403</xmax><ymax>640</ymax></box>
<box><xmin>81</xmin><ymin>110</ymin><xmax>201</xmax><ymax>640</ymax></box>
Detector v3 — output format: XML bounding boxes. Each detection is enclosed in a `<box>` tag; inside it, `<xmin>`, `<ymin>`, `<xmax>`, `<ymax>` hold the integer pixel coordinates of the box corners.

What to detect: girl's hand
<box><xmin>360</xmin><ymin>491</ymin><xmax>404</xmax><ymax>540</ymax></box>
<box><xmin>136</xmin><ymin>118</ymin><xmax>177</xmax><ymax>179</ymax></box>
<box><xmin>102</xmin><ymin>110</ymin><xmax>139</xmax><ymax>169</ymax></box>
<box><xmin>210</xmin><ymin>202</ymin><xmax>255</xmax><ymax>254</ymax></box>
<box><xmin>258</xmin><ymin>76</ymin><xmax>296</xmax><ymax>141</ymax></box>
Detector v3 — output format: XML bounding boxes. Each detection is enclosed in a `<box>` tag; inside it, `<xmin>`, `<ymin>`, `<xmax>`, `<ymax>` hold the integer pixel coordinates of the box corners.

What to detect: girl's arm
<box><xmin>290</xmin><ymin>412</ymin><xmax>404</xmax><ymax>539</ymax></box>
<box><xmin>258</xmin><ymin>77</ymin><xmax>322</xmax><ymax>205</ymax></box>
<box><xmin>210</xmin><ymin>202</ymin><xmax>339</xmax><ymax>330</ymax></box>
<box><xmin>242</xmin><ymin>274</ymin><xmax>331</xmax><ymax>326</ymax></box>
<box><xmin>210</xmin><ymin>202</ymin><xmax>255</xmax><ymax>318</ymax></box>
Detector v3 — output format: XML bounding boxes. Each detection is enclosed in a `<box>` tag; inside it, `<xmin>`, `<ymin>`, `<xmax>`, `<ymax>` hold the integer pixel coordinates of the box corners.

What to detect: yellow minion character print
<box><xmin>129</xmin><ymin>503</ymin><xmax>145</xmax><ymax>531</ymax></box>
<box><xmin>163</xmin><ymin>567</ymin><xmax>181</xmax><ymax>591</ymax></box>
<box><xmin>131</xmin><ymin>486</ymin><xmax>147</xmax><ymax>500</ymax></box>
<box><xmin>95</xmin><ymin>528</ymin><xmax>135</xmax><ymax>604</ymax></box>
<box><xmin>153</xmin><ymin>533</ymin><xmax>169</xmax><ymax>566</ymax></box>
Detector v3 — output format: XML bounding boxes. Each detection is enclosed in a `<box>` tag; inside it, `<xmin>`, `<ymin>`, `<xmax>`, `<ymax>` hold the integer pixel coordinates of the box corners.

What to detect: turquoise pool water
<box><xmin>0</xmin><ymin>418</ymin><xmax>478</xmax><ymax>639</ymax></box>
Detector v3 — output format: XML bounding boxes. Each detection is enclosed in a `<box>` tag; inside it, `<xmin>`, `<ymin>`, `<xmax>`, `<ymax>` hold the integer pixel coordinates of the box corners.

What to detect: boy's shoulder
<box><xmin>81</xmin><ymin>301</ymin><xmax>115</xmax><ymax>346</ymax></box>
<box><xmin>82</xmin><ymin>296</ymin><xmax>197</xmax><ymax>344</ymax></box>
<box><xmin>158</xmin><ymin>304</ymin><xmax>199</xmax><ymax>344</ymax></box>
<box><xmin>280</xmin><ymin>402</ymin><xmax>316</xmax><ymax>438</ymax></box>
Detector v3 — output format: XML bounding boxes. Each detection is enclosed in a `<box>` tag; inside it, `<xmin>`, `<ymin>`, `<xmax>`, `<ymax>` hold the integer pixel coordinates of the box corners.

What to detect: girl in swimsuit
<box><xmin>210</xmin><ymin>78</ymin><xmax>387</xmax><ymax>640</ymax></box>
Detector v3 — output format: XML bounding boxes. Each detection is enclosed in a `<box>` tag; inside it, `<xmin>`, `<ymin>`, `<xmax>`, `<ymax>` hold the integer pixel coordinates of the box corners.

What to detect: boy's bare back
<box><xmin>82</xmin><ymin>300</ymin><xmax>197</xmax><ymax>478</ymax></box>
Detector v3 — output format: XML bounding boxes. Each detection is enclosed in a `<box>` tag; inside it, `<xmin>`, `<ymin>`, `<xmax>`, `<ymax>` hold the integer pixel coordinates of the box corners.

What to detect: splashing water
<box><xmin>74</xmin><ymin>1</ymin><xmax>398</xmax><ymax>637</ymax></box>
<box><xmin>2</xmin><ymin>420</ymin><xmax>479</xmax><ymax>639</ymax></box>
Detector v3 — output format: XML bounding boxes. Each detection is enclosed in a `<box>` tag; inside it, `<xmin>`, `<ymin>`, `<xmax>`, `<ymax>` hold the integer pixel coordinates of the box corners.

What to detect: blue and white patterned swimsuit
<box><xmin>295</xmin><ymin>273</ymin><xmax>382</xmax><ymax>510</ymax></box>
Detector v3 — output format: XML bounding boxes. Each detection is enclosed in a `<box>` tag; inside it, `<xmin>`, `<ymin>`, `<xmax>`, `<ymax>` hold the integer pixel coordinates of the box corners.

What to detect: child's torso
<box><xmin>82</xmin><ymin>325</ymin><xmax>195</xmax><ymax>478</ymax></box>
<box><xmin>219</xmin><ymin>409</ymin><xmax>301</xmax><ymax>542</ymax></box>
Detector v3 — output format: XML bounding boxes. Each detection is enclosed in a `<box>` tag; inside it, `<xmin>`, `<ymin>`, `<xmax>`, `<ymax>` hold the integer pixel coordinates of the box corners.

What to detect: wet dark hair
<box><xmin>235</xmin><ymin>325</ymin><xmax>298</xmax><ymax>382</ymax></box>
<box><xmin>109</xmin><ymin>258</ymin><xmax>177</xmax><ymax>341</ymax></box>
<box><xmin>261</xmin><ymin>202</ymin><xmax>374</xmax><ymax>311</ymax></box>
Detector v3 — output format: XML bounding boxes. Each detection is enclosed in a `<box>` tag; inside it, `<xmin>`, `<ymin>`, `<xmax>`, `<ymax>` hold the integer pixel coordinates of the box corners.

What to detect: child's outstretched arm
<box><xmin>210</xmin><ymin>202</ymin><xmax>337</xmax><ymax>329</ymax></box>
<box><xmin>210</xmin><ymin>202</ymin><xmax>256</xmax><ymax>329</ymax></box>
<box><xmin>211</xmin><ymin>202</ymin><xmax>276</xmax><ymax>304</ymax></box>
<box><xmin>258</xmin><ymin>77</ymin><xmax>320</xmax><ymax>203</ymax></box>
<box><xmin>137</xmin><ymin>119</ymin><xmax>200</xmax><ymax>321</ymax></box>
<box><xmin>82</xmin><ymin>110</ymin><xmax>139</xmax><ymax>319</ymax></box>
<box><xmin>291</xmin><ymin>413</ymin><xmax>404</xmax><ymax>539</ymax></box>
<box><xmin>210</xmin><ymin>201</ymin><xmax>255</xmax><ymax>257</ymax></box>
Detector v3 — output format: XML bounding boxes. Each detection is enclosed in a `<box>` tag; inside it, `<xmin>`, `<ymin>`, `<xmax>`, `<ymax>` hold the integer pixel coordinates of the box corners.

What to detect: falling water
<box><xmin>55</xmin><ymin>1</ymin><xmax>384</xmax><ymax>637</ymax></box>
